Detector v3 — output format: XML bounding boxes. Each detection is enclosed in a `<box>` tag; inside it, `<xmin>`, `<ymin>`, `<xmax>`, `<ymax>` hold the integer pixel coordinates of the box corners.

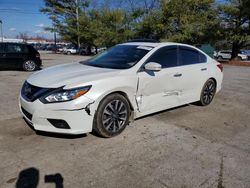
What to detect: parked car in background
<box><xmin>214</xmin><ymin>50</ymin><xmax>248</xmax><ymax>61</ymax></box>
<box><xmin>90</xmin><ymin>47</ymin><xmax>107</xmax><ymax>55</ymax></box>
<box><xmin>20</xmin><ymin>42</ymin><xmax>223</xmax><ymax>137</ymax></box>
<box><xmin>0</xmin><ymin>42</ymin><xmax>42</xmax><ymax>71</ymax></box>
<box><xmin>63</xmin><ymin>46</ymin><xmax>79</xmax><ymax>55</ymax></box>
<box><xmin>97</xmin><ymin>47</ymin><xmax>107</xmax><ymax>54</ymax></box>
<box><xmin>79</xmin><ymin>47</ymin><xmax>88</xmax><ymax>55</ymax></box>
<box><xmin>241</xmin><ymin>50</ymin><xmax>250</xmax><ymax>60</ymax></box>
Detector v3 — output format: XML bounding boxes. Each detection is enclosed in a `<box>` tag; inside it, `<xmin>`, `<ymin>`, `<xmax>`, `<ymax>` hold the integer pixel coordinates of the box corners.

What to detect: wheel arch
<box><xmin>208</xmin><ymin>77</ymin><xmax>217</xmax><ymax>90</ymax></box>
<box><xmin>99</xmin><ymin>90</ymin><xmax>135</xmax><ymax>112</ymax></box>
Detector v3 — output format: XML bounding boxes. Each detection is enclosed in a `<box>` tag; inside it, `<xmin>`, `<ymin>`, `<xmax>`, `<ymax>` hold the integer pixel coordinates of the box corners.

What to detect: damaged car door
<box><xmin>136</xmin><ymin>46</ymin><xmax>184</xmax><ymax>116</ymax></box>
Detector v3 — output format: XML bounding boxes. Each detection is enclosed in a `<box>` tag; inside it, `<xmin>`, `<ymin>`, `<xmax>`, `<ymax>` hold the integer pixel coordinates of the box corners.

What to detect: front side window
<box><xmin>82</xmin><ymin>45</ymin><xmax>152</xmax><ymax>69</ymax></box>
<box><xmin>179</xmin><ymin>47</ymin><xmax>206</xmax><ymax>65</ymax></box>
<box><xmin>6</xmin><ymin>44</ymin><xmax>26</xmax><ymax>53</ymax></box>
<box><xmin>146</xmin><ymin>46</ymin><xmax>178</xmax><ymax>68</ymax></box>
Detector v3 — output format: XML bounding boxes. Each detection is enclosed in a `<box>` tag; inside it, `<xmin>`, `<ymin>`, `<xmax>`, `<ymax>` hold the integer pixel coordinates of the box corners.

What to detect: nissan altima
<box><xmin>19</xmin><ymin>42</ymin><xmax>223</xmax><ymax>137</ymax></box>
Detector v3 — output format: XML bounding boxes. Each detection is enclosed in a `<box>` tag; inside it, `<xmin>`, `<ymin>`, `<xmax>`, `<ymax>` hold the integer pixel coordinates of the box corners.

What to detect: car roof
<box><xmin>121</xmin><ymin>42</ymin><xmax>199</xmax><ymax>48</ymax></box>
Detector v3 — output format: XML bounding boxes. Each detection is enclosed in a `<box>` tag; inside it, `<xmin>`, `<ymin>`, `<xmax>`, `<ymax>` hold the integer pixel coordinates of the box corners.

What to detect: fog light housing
<box><xmin>47</xmin><ymin>119</ymin><xmax>71</xmax><ymax>129</ymax></box>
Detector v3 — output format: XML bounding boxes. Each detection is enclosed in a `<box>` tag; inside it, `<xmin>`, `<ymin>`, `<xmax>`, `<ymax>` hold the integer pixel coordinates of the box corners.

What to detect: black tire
<box><xmin>67</xmin><ymin>51</ymin><xmax>71</xmax><ymax>55</ymax></box>
<box><xmin>80</xmin><ymin>51</ymin><xmax>86</xmax><ymax>55</ymax></box>
<box><xmin>217</xmin><ymin>56</ymin><xmax>223</xmax><ymax>61</ymax></box>
<box><xmin>22</xmin><ymin>60</ymin><xmax>37</xmax><ymax>71</ymax></box>
<box><xmin>237</xmin><ymin>56</ymin><xmax>243</xmax><ymax>61</ymax></box>
<box><xmin>93</xmin><ymin>93</ymin><xmax>130</xmax><ymax>138</ymax></box>
<box><xmin>199</xmin><ymin>79</ymin><xmax>216</xmax><ymax>106</ymax></box>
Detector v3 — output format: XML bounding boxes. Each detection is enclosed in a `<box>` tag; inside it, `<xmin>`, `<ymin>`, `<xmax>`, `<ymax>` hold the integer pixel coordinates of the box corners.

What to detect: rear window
<box><xmin>221</xmin><ymin>51</ymin><xmax>231</xmax><ymax>54</ymax></box>
<box><xmin>27</xmin><ymin>45</ymin><xmax>38</xmax><ymax>54</ymax></box>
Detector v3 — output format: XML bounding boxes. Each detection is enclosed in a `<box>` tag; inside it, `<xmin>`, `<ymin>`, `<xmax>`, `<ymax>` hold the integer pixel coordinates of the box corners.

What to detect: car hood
<box><xmin>27</xmin><ymin>62</ymin><xmax>121</xmax><ymax>88</ymax></box>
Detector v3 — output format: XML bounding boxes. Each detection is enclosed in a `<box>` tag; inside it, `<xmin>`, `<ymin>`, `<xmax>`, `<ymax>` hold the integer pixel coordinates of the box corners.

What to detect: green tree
<box><xmin>218</xmin><ymin>0</ymin><xmax>250</xmax><ymax>59</ymax></box>
<box><xmin>40</xmin><ymin>0</ymin><xmax>90</xmax><ymax>48</ymax></box>
<box><xmin>160</xmin><ymin>0</ymin><xmax>218</xmax><ymax>44</ymax></box>
<box><xmin>86</xmin><ymin>8</ymin><xmax>134</xmax><ymax>48</ymax></box>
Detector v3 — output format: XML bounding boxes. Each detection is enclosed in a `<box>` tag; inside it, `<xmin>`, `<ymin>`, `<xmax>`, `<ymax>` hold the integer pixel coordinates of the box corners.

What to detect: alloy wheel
<box><xmin>102</xmin><ymin>100</ymin><xmax>128</xmax><ymax>133</ymax></box>
<box><xmin>23</xmin><ymin>60</ymin><xmax>36</xmax><ymax>71</ymax></box>
<box><xmin>202</xmin><ymin>80</ymin><xmax>216</xmax><ymax>105</ymax></box>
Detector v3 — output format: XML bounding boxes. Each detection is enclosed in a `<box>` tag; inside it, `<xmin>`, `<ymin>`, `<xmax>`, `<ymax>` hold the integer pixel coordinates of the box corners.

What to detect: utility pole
<box><xmin>0</xmin><ymin>20</ymin><xmax>3</xmax><ymax>42</ymax></box>
<box><xmin>76</xmin><ymin>0</ymin><xmax>80</xmax><ymax>50</ymax></box>
<box><xmin>54</xmin><ymin>31</ymin><xmax>57</xmax><ymax>53</ymax></box>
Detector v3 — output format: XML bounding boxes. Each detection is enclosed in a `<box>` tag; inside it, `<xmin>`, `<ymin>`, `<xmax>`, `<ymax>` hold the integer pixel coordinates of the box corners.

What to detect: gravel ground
<box><xmin>0</xmin><ymin>52</ymin><xmax>250</xmax><ymax>188</ymax></box>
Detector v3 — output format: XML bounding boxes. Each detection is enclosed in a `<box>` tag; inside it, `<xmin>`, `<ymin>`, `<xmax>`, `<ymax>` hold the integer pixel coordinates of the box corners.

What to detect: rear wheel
<box><xmin>93</xmin><ymin>93</ymin><xmax>130</xmax><ymax>138</ymax></box>
<box><xmin>67</xmin><ymin>51</ymin><xmax>71</xmax><ymax>55</ymax></box>
<box><xmin>199</xmin><ymin>79</ymin><xmax>216</xmax><ymax>106</ymax></box>
<box><xmin>23</xmin><ymin>60</ymin><xmax>36</xmax><ymax>71</ymax></box>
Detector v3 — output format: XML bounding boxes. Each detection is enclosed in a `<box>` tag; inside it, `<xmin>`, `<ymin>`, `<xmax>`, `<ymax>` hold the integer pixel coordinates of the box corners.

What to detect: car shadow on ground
<box><xmin>135</xmin><ymin>104</ymin><xmax>191</xmax><ymax>121</ymax></box>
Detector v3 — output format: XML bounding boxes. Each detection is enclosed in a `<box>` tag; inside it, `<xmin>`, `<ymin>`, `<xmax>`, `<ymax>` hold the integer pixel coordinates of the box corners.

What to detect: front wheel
<box><xmin>237</xmin><ymin>56</ymin><xmax>243</xmax><ymax>61</ymax></box>
<box><xmin>199</xmin><ymin>79</ymin><xmax>216</xmax><ymax>106</ymax></box>
<box><xmin>23</xmin><ymin>60</ymin><xmax>37</xmax><ymax>71</ymax></box>
<box><xmin>93</xmin><ymin>93</ymin><xmax>130</xmax><ymax>138</ymax></box>
<box><xmin>217</xmin><ymin>56</ymin><xmax>223</xmax><ymax>61</ymax></box>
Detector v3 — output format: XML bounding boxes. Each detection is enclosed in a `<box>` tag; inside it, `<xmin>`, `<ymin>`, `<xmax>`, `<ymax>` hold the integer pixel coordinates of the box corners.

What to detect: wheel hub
<box><xmin>102</xmin><ymin>100</ymin><xmax>128</xmax><ymax>133</ymax></box>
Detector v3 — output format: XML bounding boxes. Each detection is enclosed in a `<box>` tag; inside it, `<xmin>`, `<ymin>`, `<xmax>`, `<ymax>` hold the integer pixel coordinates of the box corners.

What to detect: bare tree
<box><xmin>16</xmin><ymin>32</ymin><xmax>29</xmax><ymax>42</ymax></box>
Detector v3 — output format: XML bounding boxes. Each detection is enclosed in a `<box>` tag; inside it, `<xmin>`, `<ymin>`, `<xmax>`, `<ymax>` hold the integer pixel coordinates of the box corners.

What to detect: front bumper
<box><xmin>19</xmin><ymin>94</ymin><xmax>95</xmax><ymax>134</ymax></box>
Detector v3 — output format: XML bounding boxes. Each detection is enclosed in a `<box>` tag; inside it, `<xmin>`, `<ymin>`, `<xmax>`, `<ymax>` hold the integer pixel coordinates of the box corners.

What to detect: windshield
<box><xmin>82</xmin><ymin>45</ymin><xmax>153</xmax><ymax>69</ymax></box>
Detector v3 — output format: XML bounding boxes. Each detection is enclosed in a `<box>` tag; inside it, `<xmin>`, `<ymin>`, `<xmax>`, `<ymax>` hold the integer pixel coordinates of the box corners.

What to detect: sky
<box><xmin>0</xmin><ymin>0</ymin><xmax>226</xmax><ymax>39</ymax></box>
<box><xmin>0</xmin><ymin>0</ymin><xmax>53</xmax><ymax>39</ymax></box>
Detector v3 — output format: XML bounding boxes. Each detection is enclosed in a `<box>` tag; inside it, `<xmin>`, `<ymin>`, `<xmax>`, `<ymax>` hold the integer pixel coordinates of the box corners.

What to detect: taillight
<box><xmin>217</xmin><ymin>64</ymin><xmax>223</xmax><ymax>72</ymax></box>
<box><xmin>35</xmin><ymin>54</ymin><xmax>40</xmax><ymax>58</ymax></box>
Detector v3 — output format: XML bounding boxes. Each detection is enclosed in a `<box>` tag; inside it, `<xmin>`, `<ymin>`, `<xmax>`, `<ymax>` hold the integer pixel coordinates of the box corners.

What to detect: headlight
<box><xmin>41</xmin><ymin>85</ymin><xmax>91</xmax><ymax>103</ymax></box>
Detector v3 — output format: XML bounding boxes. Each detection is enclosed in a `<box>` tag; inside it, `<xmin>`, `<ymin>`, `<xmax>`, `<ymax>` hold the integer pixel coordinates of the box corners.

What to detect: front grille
<box><xmin>21</xmin><ymin>107</ymin><xmax>33</xmax><ymax>120</ymax></box>
<box><xmin>21</xmin><ymin>81</ymin><xmax>53</xmax><ymax>102</ymax></box>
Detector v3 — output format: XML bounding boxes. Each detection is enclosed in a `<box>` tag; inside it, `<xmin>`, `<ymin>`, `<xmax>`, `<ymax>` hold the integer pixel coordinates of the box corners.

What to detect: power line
<box><xmin>0</xmin><ymin>9</ymin><xmax>42</xmax><ymax>15</ymax></box>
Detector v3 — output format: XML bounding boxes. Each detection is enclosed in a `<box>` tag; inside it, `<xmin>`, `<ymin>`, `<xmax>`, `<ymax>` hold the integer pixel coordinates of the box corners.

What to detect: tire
<box><xmin>217</xmin><ymin>56</ymin><xmax>223</xmax><ymax>61</ymax></box>
<box><xmin>199</xmin><ymin>79</ymin><xmax>216</xmax><ymax>106</ymax></box>
<box><xmin>67</xmin><ymin>51</ymin><xmax>71</xmax><ymax>55</ymax></box>
<box><xmin>93</xmin><ymin>93</ymin><xmax>130</xmax><ymax>138</ymax></box>
<box><xmin>23</xmin><ymin>60</ymin><xmax>37</xmax><ymax>71</ymax></box>
<box><xmin>237</xmin><ymin>56</ymin><xmax>243</xmax><ymax>61</ymax></box>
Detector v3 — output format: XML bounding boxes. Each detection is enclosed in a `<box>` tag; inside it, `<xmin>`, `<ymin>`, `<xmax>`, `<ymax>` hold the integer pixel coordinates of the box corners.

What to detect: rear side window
<box><xmin>179</xmin><ymin>47</ymin><xmax>207</xmax><ymax>65</ymax></box>
<box><xmin>27</xmin><ymin>45</ymin><xmax>38</xmax><ymax>54</ymax></box>
<box><xmin>146</xmin><ymin>46</ymin><xmax>178</xmax><ymax>68</ymax></box>
<box><xmin>221</xmin><ymin>51</ymin><xmax>231</xmax><ymax>54</ymax></box>
<box><xmin>6</xmin><ymin>44</ymin><xmax>27</xmax><ymax>53</ymax></box>
<box><xmin>0</xmin><ymin>43</ymin><xmax>5</xmax><ymax>53</ymax></box>
<box><xmin>199</xmin><ymin>53</ymin><xmax>207</xmax><ymax>63</ymax></box>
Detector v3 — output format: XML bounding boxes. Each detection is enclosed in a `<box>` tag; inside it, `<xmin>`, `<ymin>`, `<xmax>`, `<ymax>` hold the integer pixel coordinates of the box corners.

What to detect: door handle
<box><xmin>201</xmin><ymin>68</ymin><xmax>207</xmax><ymax>71</ymax></box>
<box><xmin>174</xmin><ymin>73</ymin><xmax>182</xmax><ymax>77</ymax></box>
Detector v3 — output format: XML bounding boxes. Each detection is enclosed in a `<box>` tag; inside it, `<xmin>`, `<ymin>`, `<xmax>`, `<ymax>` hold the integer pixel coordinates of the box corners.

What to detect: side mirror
<box><xmin>144</xmin><ymin>62</ymin><xmax>162</xmax><ymax>72</ymax></box>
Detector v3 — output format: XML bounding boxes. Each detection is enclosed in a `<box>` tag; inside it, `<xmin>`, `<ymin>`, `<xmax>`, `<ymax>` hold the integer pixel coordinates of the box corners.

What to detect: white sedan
<box><xmin>19</xmin><ymin>42</ymin><xmax>223</xmax><ymax>137</ymax></box>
